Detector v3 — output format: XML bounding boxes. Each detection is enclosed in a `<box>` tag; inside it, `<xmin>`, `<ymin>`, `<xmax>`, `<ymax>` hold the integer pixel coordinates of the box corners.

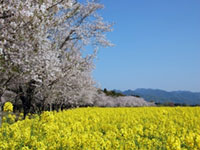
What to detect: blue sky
<box><xmin>92</xmin><ymin>0</ymin><xmax>200</xmax><ymax>92</ymax></box>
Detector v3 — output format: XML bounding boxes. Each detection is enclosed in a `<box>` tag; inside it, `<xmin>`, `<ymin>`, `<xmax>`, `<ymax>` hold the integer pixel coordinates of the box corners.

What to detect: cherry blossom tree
<box><xmin>0</xmin><ymin>0</ymin><xmax>112</xmax><ymax>117</ymax></box>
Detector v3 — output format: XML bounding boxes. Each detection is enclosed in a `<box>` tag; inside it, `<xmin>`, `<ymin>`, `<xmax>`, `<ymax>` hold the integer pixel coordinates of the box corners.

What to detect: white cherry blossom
<box><xmin>0</xmin><ymin>0</ymin><xmax>112</xmax><ymax>115</ymax></box>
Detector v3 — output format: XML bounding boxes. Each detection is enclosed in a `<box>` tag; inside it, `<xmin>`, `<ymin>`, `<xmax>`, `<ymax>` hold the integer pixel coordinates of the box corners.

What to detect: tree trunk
<box><xmin>0</xmin><ymin>104</ymin><xmax>2</xmax><ymax>127</ymax></box>
<box><xmin>20</xmin><ymin>94</ymin><xmax>31</xmax><ymax>119</ymax></box>
<box><xmin>19</xmin><ymin>80</ymin><xmax>36</xmax><ymax>119</ymax></box>
<box><xmin>49</xmin><ymin>103</ymin><xmax>52</xmax><ymax>111</ymax></box>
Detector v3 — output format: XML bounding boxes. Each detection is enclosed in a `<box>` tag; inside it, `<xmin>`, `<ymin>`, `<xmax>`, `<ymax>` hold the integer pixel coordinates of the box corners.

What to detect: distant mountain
<box><xmin>115</xmin><ymin>88</ymin><xmax>200</xmax><ymax>105</ymax></box>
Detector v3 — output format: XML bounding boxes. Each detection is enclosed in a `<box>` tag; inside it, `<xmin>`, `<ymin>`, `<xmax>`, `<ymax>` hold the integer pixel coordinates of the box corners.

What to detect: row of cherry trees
<box><xmin>0</xmin><ymin>0</ymin><xmax>112</xmax><ymax>117</ymax></box>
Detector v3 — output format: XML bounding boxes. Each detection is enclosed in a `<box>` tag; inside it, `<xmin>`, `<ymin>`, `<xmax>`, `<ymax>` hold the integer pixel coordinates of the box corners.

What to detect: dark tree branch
<box><xmin>47</xmin><ymin>0</ymin><xmax>64</xmax><ymax>11</ymax></box>
<box><xmin>59</xmin><ymin>29</ymin><xmax>75</xmax><ymax>49</ymax></box>
<box><xmin>2</xmin><ymin>75</ymin><xmax>15</xmax><ymax>88</ymax></box>
<box><xmin>0</xmin><ymin>14</ymin><xmax>12</xmax><ymax>19</ymax></box>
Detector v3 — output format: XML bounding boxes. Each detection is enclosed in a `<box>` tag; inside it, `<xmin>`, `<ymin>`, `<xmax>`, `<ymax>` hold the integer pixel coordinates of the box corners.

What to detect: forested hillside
<box><xmin>118</xmin><ymin>88</ymin><xmax>200</xmax><ymax>105</ymax></box>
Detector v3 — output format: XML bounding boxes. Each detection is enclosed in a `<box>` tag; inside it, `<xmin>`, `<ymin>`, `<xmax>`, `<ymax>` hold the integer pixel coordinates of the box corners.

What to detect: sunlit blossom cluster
<box><xmin>1</xmin><ymin>107</ymin><xmax>200</xmax><ymax>149</ymax></box>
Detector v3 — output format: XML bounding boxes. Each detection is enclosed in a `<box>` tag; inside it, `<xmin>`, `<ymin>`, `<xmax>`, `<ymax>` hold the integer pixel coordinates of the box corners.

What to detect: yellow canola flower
<box><xmin>3</xmin><ymin>102</ymin><xmax>13</xmax><ymax>112</ymax></box>
<box><xmin>0</xmin><ymin>107</ymin><xmax>200</xmax><ymax>150</ymax></box>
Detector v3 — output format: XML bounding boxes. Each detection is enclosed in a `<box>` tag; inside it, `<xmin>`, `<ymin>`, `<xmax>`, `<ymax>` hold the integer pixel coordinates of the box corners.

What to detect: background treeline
<box><xmin>101</xmin><ymin>88</ymin><xmax>125</xmax><ymax>97</ymax></box>
<box><xmin>1</xmin><ymin>88</ymin><xmax>155</xmax><ymax>115</ymax></box>
<box><xmin>155</xmin><ymin>102</ymin><xmax>200</xmax><ymax>107</ymax></box>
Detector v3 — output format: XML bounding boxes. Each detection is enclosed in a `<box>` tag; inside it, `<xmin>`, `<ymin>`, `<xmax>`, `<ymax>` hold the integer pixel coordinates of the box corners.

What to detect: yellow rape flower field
<box><xmin>1</xmin><ymin>107</ymin><xmax>200</xmax><ymax>150</ymax></box>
